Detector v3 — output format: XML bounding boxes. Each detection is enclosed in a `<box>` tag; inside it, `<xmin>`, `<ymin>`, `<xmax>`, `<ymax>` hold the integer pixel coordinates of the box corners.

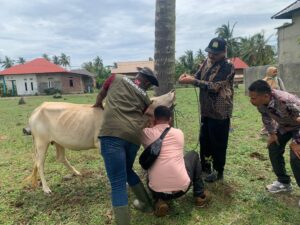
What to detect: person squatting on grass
<box><xmin>141</xmin><ymin>106</ymin><xmax>209</xmax><ymax>217</ymax></box>
<box><xmin>178</xmin><ymin>37</ymin><xmax>235</xmax><ymax>182</ymax></box>
<box><xmin>248</xmin><ymin>80</ymin><xmax>300</xmax><ymax>207</ymax></box>
<box><xmin>93</xmin><ymin>67</ymin><xmax>159</xmax><ymax>225</ymax></box>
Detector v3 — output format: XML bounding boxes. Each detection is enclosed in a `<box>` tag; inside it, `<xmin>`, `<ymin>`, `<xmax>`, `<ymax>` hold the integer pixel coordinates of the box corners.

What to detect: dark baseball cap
<box><xmin>205</xmin><ymin>37</ymin><xmax>227</xmax><ymax>54</ymax></box>
<box><xmin>137</xmin><ymin>67</ymin><xmax>159</xmax><ymax>86</ymax></box>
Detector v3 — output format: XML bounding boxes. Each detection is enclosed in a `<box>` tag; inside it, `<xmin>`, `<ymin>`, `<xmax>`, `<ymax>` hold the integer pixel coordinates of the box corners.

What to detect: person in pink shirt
<box><xmin>142</xmin><ymin>106</ymin><xmax>209</xmax><ymax>217</ymax></box>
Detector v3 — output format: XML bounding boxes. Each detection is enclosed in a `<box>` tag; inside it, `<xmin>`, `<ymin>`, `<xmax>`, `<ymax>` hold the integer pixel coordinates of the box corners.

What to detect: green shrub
<box><xmin>53</xmin><ymin>93</ymin><xmax>62</xmax><ymax>99</ymax></box>
<box><xmin>44</xmin><ymin>88</ymin><xmax>61</xmax><ymax>95</ymax></box>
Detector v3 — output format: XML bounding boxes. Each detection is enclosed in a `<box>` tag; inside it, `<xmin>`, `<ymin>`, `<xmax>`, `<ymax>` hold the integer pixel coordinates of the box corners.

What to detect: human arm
<box><xmin>93</xmin><ymin>74</ymin><xmax>115</xmax><ymax>108</ymax></box>
<box><xmin>258</xmin><ymin>108</ymin><xmax>279</xmax><ymax>146</ymax></box>
<box><xmin>178</xmin><ymin>73</ymin><xmax>196</xmax><ymax>85</ymax></box>
<box><xmin>290</xmin><ymin>141</ymin><xmax>300</xmax><ymax>159</ymax></box>
<box><xmin>193</xmin><ymin>63</ymin><xmax>235</xmax><ymax>93</ymax></box>
<box><xmin>277</xmin><ymin>77</ymin><xmax>286</xmax><ymax>91</ymax></box>
<box><xmin>142</xmin><ymin>128</ymin><xmax>156</xmax><ymax>149</ymax></box>
<box><xmin>286</xmin><ymin>100</ymin><xmax>300</xmax><ymax>122</ymax></box>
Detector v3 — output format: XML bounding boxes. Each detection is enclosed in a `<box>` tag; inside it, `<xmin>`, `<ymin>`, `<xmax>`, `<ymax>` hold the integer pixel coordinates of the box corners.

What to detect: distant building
<box><xmin>272</xmin><ymin>0</ymin><xmax>300</xmax><ymax>64</ymax></box>
<box><xmin>229</xmin><ymin>57</ymin><xmax>249</xmax><ymax>84</ymax></box>
<box><xmin>69</xmin><ymin>69</ymin><xmax>96</xmax><ymax>93</ymax></box>
<box><xmin>111</xmin><ymin>60</ymin><xmax>154</xmax><ymax>77</ymax></box>
<box><xmin>0</xmin><ymin>58</ymin><xmax>95</xmax><ymax>96</ymax></box>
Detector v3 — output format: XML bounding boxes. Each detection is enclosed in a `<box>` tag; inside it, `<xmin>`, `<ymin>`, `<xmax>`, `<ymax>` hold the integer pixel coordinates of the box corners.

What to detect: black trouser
<box><xmin>268</xmin><ymin>131</ymin><xmax>300</xmax><ymax>187</ymax></box>
<box><xmin>199</xmin><ymin>116</ymin><xmax>230</xmax><ymax>174</ymax></box>
<box><xmin>150</xmin><ymin>151</ymin><xmax>205</xmax><ymax>201</ymax></box>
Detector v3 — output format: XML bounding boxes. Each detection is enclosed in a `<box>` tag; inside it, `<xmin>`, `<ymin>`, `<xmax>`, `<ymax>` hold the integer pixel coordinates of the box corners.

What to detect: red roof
<box><xmin>229</xmin><ymin>57</ymin><xmax>249</xmax><ymax>69</ymax></box>
<box><xmin>0</xmin><ymin>58</ymin><xmax>68</xmax><ymax>75</ymax></box>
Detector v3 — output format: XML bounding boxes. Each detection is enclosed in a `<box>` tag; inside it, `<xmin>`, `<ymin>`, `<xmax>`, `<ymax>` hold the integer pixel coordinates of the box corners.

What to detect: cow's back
<box><xmin>29</xmin><ymin>102</ymin><xmax>103</xmax><ymax>150</ymax></box>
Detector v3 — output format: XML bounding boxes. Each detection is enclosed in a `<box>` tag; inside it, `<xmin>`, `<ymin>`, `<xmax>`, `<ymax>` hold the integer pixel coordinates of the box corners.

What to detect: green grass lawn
<box><xmin>0</xmin><ymin>87</ymin><xmax>299</xmax><ymax>225</ymax></box>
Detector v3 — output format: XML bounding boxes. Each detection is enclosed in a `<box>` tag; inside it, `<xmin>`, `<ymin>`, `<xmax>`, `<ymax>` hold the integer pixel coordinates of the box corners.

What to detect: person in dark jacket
<box><xmin>178</xmin><ymin>37</ymin><xmax>235</xmax><ymax>182</ymax></box>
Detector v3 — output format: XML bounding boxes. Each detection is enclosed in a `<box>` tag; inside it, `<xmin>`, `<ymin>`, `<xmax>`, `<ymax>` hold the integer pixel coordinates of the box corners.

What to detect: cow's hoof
<box><xmin>74</xmin><ymin>171</ymin><xmax>82</xmax><ymax>176</ymax></box>
<box><xmin>43</xmin><ymin>188</ymin><xmax>52</xmax><ymax>195</ymax></box>
<box><xmin>63</xmin><ymin>174</ymin><xmax>74</xmax><ymax>180</ymax></box>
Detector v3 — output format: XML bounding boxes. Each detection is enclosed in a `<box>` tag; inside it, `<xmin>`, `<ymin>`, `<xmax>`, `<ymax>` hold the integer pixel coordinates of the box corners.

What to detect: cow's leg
<box><xmin>34</xmin><ymin>138</ymin><xmax>51</xmax><ymax>194</ymax></box>
<box><xmin>24</xmin><ymin>163</ymin><xmax>38</xmax><ymax>188</ymax></box>
<box><xmin>55</xmin><ymin>143</ymin><xmax>81</xmax><ymax>176</ymax></box>
<box><xmin>94</xmin><ymin>135</ymin><xmax>100</xmax><ymax>151</ymax></box>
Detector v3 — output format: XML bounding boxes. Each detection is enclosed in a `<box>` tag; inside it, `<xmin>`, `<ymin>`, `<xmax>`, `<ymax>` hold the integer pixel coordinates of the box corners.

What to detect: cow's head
<box><xmin>145</xmin><ymin>90</ymin><xmax>176</xmax><ymax>127</ymax></box>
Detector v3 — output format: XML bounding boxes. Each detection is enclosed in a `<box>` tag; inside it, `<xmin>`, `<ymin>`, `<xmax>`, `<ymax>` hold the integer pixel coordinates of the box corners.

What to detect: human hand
<box><xmin>267</xmin><ymin>133</ymin><xmax>279</xmax><ymax>147</ymax></box>
<box><xmin>178</xmin><ymin>74</ymin><xmax>195</xmax><ymax>84</ymax></box>
<box><xmin>92</xmin><ymin>102</ymin><xmax>104</xmax><ymax>109</ymax></box>
<box><xmin>296</xmin><ymin>117</ymin><xmax>300</xmax><ymax>123</ymax></box>
<box><xmin>290</xmin><ymin>141</ymin><xmax>300</xmax><ymax>159</ymax></box>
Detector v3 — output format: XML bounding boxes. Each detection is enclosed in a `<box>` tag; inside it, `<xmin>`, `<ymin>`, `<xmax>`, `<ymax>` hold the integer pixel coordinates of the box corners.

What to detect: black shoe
<box><xmin>202</xmin><ymin>163</ymin><xmax>212</xmax><ymax>176</ymax></box>
<box><xmin>204</xmin><ymin>171</ymin><xmax>223</xmax><ymax>183</ymax></box>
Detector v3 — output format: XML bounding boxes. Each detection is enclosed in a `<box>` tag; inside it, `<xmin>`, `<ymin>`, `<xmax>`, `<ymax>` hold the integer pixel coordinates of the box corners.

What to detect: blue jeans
<box><xmin>100</xmin><ymin>136</ymin><xmax>141</xmax><ymax>207</ymax></box>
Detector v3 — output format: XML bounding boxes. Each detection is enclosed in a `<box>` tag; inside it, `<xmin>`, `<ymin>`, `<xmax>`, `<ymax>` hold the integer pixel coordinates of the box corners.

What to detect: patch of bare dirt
<box><xmin>0</xmin><ymin>135</ymin><xmax>8</xmax><ymax>141</ymax></box>
<box><xmin>250</xmin><ymin>152</ymin><xmax>267</xmax><ymax>161</ymax></box>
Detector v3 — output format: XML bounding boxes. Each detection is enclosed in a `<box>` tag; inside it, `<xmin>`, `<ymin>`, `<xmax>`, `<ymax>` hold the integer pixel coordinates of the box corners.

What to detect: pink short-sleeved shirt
<box><xmin>142</xmin><ymin>124</ymin><xmax>190</xmax><ymax>193</ymax></box>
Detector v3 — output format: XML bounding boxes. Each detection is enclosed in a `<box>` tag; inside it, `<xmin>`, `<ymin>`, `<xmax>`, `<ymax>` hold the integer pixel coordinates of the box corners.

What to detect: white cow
<box><xmin>25</xmin><ymin>90</ymin><xmax>175</xmax><ymax>194</ymax></box>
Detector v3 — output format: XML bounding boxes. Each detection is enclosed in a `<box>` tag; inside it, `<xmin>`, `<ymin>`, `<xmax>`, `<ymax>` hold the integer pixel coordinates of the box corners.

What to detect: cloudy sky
<box><xmin>0</xmin><ymin>0</ymin><xmax>293</xmax><ymax>68</ymax></box>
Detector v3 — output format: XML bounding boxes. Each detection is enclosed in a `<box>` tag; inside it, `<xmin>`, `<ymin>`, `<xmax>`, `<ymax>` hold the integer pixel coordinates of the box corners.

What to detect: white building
<box><xmin>0</xmin><ymin>58</ymin><xmax>95</xmax><ymax>96</ymax></box>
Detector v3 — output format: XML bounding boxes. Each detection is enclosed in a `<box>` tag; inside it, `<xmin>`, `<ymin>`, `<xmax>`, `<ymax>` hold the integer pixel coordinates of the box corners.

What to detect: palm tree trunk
<box><xmin>154</xmin><ymin>0</ymin><xmax>176</xmax><ymax>96</ymax></box>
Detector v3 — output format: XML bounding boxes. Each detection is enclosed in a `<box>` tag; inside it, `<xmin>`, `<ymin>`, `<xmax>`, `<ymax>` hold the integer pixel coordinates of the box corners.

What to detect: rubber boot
<box><xmin>113</xmin><ymin>205</ymin><xmax>130</xmax><ymax>225</ymax></box>
<box><xmin>131</xmin><ymin>182</ymin><xmax>153</xmax><ymax>212</ymax></box>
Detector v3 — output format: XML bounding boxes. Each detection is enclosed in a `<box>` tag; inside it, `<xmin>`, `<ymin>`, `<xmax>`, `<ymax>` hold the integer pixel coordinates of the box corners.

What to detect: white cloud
<box><xmin>0</xmin><ymin>0</ymin><xmax>293</xmax><ymax>68</ymax></box>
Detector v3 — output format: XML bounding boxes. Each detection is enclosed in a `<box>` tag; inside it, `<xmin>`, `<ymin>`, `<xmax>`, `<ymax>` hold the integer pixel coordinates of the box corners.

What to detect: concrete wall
<box><xmin>244</xmin><ymin>63</ymin><xmax>300</xmax><ymax>96</ymax></box>
<box><xmin>277</xmin><ymin>11</ymin><xmax>300</xmax><ymax>64</ymax></box>
<box><xmin>279</xmin><ymin>63</ymin><xmax>300</xmax><ymax>95</ymax></box>
<box><xmin>36</xmin><ymin>73</ymin><xmax>62</xmax><ymax>93</ymax></box>
<box><xmin>1</xmin><ymin>73</ymin><xmax>87</xmax><ymax>95</ymax></box>
<box><xmin>82</xmin><ymin>76</ymin><xmax>95</xmax><ymax>93</ymax></box>
<box><xmin>61</xmin><ymin>74</ymin><xmax>83</xmax><ymax>94</ymax></box>
<box><xmin>4</xmin><ymin>74</ymin><xmax>38</xmax><ymax>95</ymax></box>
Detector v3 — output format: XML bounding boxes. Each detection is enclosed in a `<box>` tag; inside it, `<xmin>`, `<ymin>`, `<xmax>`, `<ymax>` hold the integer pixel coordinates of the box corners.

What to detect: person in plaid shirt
<box><xmin>248</xmin><ymin>80</ymin><xmax>300</xmax><ymax>207</ymax></box>
<box><xmin>179</xmin><ymin>37</ymin><xmax>235</xmax><ymax>183</ymax></box>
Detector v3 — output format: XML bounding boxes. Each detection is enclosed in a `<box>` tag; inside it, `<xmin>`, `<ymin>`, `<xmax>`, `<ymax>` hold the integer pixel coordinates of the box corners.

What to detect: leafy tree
<box><xmin>42</xmin><ymin>54</ymin><xmax>51</xmax><ymax>61</ymax></box>
<box><xmin>239</xmin><ymin>33</ymin><xmax>275</xmax><ymax>66</ymax></box>
<box><xmin>175</xmin><ymin>49</ymin><xmax>206</xmax><ymax>79</ymax></box>
<box><xmin>82</xmin><ymin>56</ymin><xmax>110</xmax><ymax>87</ymax></box>
<box><xmin>52</xmin><ymin>55</ymin><xmax>60</xmax><ymax>65</ymax></box>
<box><xmin>178</xmin><ymin>50</ymin><xmax>197</xmax><ymax>74</ymax></box>
<box><xmin>1</xmin><ymin>56</ymin><xmax>14</xmax><ymax>69</ymax></box>
<box><xmin>196</xmin><ymin>49</ymin><xmax>206</xmax><ymax>65</ymax></box>
<box><xmin>17</xmin><ymin>57</ymin><xmax>26</xmax><ymax>64</ymax></box>
<box><xmin>59</xmin><ymin>53</ymin><xmax>71</xmax><ymax>68</ymax></box>
<box><xmin>215</xmin><ymin>22</ymin><xmax>239</xmax><ymax>58</ymax></box>
<box><xmin>175</xmin><ymin>59</ymin><xmax>186</xmax><ymax>81</ymax></box>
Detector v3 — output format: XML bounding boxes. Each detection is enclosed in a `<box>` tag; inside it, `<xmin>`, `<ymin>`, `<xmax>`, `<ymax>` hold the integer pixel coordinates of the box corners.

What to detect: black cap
<box><xmin>205</xmin><ymin>37</ymin><xmax>227</xmax><ymax>54</ymax></box>
<box><xmin>137</xmin><ymin>67</ymin><xmax>159</xmax><ymax>86</ymax></box>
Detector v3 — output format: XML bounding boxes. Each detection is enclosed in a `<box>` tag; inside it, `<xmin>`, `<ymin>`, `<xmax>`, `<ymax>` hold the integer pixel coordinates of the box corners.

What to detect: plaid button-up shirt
<box><xmin>257</xmin><ymin>89</ymin><xmax>300</xmax><ymax>143</ymax></box>
<box><xmin>194</xmin><ymin>58</ymin><xmax>235</xmax><ymax>120</ymax></box>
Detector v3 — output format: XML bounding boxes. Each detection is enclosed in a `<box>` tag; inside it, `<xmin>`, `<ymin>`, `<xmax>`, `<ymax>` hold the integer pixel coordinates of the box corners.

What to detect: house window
<box><xmin>31</xmin><ymin>82</ymin><xmax>34</xmax><ymax>91</ymax></box>
<box><xmin>69</xmin><ymin>78</ymin><xmax>74</xmax><ymax>87</ymax></box>
<box><xmin>25</xmin><ymin>82</ymin><xmax>28</xmax><ymax>91</ymax></box>
<box><xmin>48</xmin><ymin>78</ymin><xmax>53</xmax><ymax>88</ymax></box>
